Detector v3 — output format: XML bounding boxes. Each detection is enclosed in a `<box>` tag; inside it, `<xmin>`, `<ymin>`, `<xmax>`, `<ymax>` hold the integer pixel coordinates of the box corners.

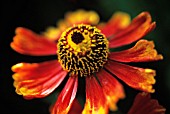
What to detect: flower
<box><xmin>67</xmin><ymin>92</ymin><xmax>166</xmax><ymax>114</ymax></box>
<box><xmin>11</xmin><ymin>9</ymin><xmax>163</xmax><ymax>114</ymax></box>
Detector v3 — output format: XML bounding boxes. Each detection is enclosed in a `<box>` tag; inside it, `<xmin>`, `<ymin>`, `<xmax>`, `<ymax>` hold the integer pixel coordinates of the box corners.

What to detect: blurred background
<box><xmin>0</xmin><ymin>0</ymin><xmax>169</xmax><ymax>114</ymax></box>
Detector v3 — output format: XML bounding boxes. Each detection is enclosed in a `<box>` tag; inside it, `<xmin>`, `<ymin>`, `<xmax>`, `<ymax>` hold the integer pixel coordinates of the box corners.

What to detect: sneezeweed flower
<box><xmin>11</xmin><ymin>9</ymin><xmax>163</xmax><ymax>114</ymax></box>
<box><xmin>68</xmin><ymin>92</ymin><xmax>166</xmax><ymax>114</ymax></box>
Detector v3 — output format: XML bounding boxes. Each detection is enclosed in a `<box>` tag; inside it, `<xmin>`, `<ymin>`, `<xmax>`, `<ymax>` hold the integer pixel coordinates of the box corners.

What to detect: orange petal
<box><xmin>128</xmin><ymin>92</ymin><xmax>166</xmax><ymax>114</ymax></box>
<box><xmin>96</xmin><ymin>69</ymin><xmax>125</xmax><ymax>111</ymax></box>
<box><xmin>11</xmin><ymin>27</ymin><xmax>57</xmax><ymax>56</ymax></box>
<box><xmin>51</xmin><ymin>76</ymin><xmax>78</xmax><ymax>114</ymax></box>
<box><xmin>82</xmin><ymin>76</ymin><xmax>108</xmax><ymax>114</ymax></box>
<box><xmin>65</xmin><ymin>9</ymin><xmax>100</xmax><ymax>26</ymax></box>
<box><xmin>12</xmin><ymin>60</ymin><xmax>67</xmax><ymax>99</ymax></box>
<box><xmin>109</xmin><ymin>12</ymin><xmax>156</xmax><ymax>48</ymax></box>
<box><xmin>105</xmin><ymin>60</ymin><xmax>156</xmax><ymax>93</ymax></box>
<box><xmin>109</xmin><ymin>40</ymin><xmax>163</xmax><ymax>62</ymax></box>
<box><xmin>43</xmin><ymin>26</ymin><xmax>62</xmax><ymax>42</ymax></box>
<box><xmin>43</xmin><ymin>20</ymin><xmax>68</xmax><ymax>42</ymax></box>
<box><xmin>98</xmin><ymin>12</ymin><xmax>131</xmax><ymax>37</ymax></box>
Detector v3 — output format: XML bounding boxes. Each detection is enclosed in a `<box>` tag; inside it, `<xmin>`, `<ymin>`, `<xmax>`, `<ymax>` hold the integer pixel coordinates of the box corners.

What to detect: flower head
<box><xmin>11</xmin><ymin>9</ymin><xmax>163</xmax><ymax>114</ymax></box>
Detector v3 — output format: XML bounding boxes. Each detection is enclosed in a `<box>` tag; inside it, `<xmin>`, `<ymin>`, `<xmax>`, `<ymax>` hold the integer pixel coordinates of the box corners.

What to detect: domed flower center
<box><xmin>57</xmin><ymin>24</ymin><xmax>109</xmax><ymax>77</ymax></box>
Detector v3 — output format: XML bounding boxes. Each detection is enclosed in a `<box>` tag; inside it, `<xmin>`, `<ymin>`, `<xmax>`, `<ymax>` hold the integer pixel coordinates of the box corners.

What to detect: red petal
<box><xmin>68</xmin><ymin>99</ymin><xmax>82</xmax><ymax>114</ymax></box>
<box><xmin>98</xmin><ymin>12</ymin><xmax>131</xmax><ymax>37</ymax></box>
<box><xmin>11</xmin><ymin>27</ymin><xmax>57</xmax><ymax>56</ymax></box>
<box><xmin>128</xmin><ymin>92</ymin><xmax>166</xmax><ymax>114</ymax></box>
<box><xmin>96</xmin><ymin>69</ymin><xmax>125</xmax><ymax>110</ymax></box>
<box><xmin>51</xmin><ymin>76</ymin><xmax>78</xmax><ymax>114</ymax></box>
<box><xmin>82</xmin><ymin>76</ymin><xmax>108</xmax><ymax>114</ymax></box>
<box><xmin>109</xmin><ymin>40</ymin><xmax>163</xmax><ymax>62</ymax></box>
<box><xmin>12</xmin><ymin>60</ymin><xmax>67</xmax><ymax>99</ymax></box>
<box><xmin>109</xmin><ymin>12</ymin><xmax>156</xmax><ymax>48</ymax></box>
<box><xmin>104</xmin><ymin>60</ymin><xmax>156</xmax><ymax>93</ymax></box>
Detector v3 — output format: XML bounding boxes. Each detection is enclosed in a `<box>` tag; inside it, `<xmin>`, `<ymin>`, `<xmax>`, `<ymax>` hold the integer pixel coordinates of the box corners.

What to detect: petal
<box><xmin>51</xmin><ymin>76</ymin><xmax>78</xmax><ymax>114</ymax></box>
<box><xmin>96</xmin><ymin>69</ymin><xmax>125</xmax><ymax>111</ymax></box>
<box><xmin>65</xmin><ymin>9</ymin><xmax>100</xmax><ymax>25</ymax></box>
<box><xmin>82</xmin><ymin>76</ymin><xmax>108</xmax><ymax>114</ymax></box>
<box><xmin>104</xmin><ymin>60</ymin><xmax>156</xmax><ymax>93</ymax></box>
<box><xmin>68</xmin><ymin>99</ymin><xmax>82</xmax><ymax>114</ymax></box>
<box><xmin>109</xmin><ymin>40</ymin><xmax>163</xmax><ymax>62</ymax></box>
<box><xmin>12</xmin><ymin>60</ymin><xmax>67</xmax><ymax>99</ymax></box>
<box><xmin>98</xmin><ymin>12</ymin><xmax>131</xmax><ymax>37</ymax></box>
<box><xmin>43</xmin><ymin>20</ymin><xmax>68</xmax><ymax>41</ymax></box>
<box><xmin>128</xmin><ymin>92</ymin><xmax>166</xmax><ymax>114</ymax></box>
<box><xmin>11</xmin><ymin>27</ymin><xmax>57</xmax><ymax>56</ymax></box>
<box><xmin>43</xmin><ymin>26</ymin><xmax>62</xmax><ymax>42</ymax></box>
<box><xmin>109</xmin><ymin>12</ymin><xmax>156</xmax><ymax>48</ymax></box>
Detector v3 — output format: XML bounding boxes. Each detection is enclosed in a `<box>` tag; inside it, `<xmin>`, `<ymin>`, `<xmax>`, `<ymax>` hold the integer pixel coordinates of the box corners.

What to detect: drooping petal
<box><xmin>12</xmin><ymin>60</ymin><xmax>67</xmax><ymax>99</ymax></box>
<box><xmin>51</xmin><ymin>76</ymin><xmax>78</xmax><ymax>114</ymax></box>
<box><xmin>109</xmin><ymin>12</ymin><xmax>156</xmax><ymax>48</ymax></box>
<box><xmin>105</xmin><ymin>60</ymin><xmax>156</xmax><ymax>93</ymax></box>
<box><xmin>68</xmin><ymin>99</ymin><xmax>82</xmax><ymax>114</ymax></box>
<box><xmin>11</xmin><ymin>27</ymin><xmax>57</xmax><ymax>56</ymax></box>
<box><xmin>128</xmin><ymin>92</ymin><xmax>166</xmax><ymax>114</ymax></box>
<box><xmin>82</xmin><ymin>76</ymin><xmax>108</xmax><ymax>114</ymax></box>
<box><xmin>109</xmin><ymin>40</ymin><xmax>163</xmax><ymax>62</ymax></box>
<box><xmin>96</xmin><ymin>69</ymin><xmax>125</xmax><ymax>111</ymax></box>
<box><xmin>98</xmin><ymin>12</ymin><xmax>131</xmax><ymax>37</ymax></box>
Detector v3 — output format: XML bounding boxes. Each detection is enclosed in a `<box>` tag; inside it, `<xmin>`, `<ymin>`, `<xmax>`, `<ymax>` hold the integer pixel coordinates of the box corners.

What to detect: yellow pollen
<box><xmin>57</xmin><ymin>24</ymin><xmax>109</xmax><ymax>77</ymax></box>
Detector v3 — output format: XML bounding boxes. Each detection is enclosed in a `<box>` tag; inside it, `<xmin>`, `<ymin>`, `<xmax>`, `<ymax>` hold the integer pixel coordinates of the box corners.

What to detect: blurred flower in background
<box><xmin>11</xmin><ymin>9</ymin><xmax>164</xmax><ymax>114</ymax></box>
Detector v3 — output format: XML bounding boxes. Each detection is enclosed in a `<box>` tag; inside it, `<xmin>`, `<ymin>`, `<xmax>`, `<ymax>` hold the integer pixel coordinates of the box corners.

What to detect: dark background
<box><xmin>0</xmin><ymin>0</ymin><xmax>170</xmax><ymax>114</ymax></box>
